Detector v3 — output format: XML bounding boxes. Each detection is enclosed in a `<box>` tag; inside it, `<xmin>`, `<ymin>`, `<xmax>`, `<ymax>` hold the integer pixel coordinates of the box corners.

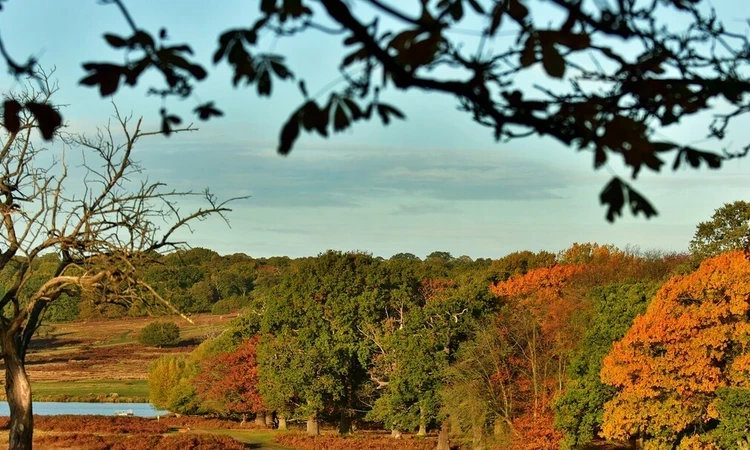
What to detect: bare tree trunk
<box><xmin>4</xmin><ymin>344</ymin><xmax>33</xmax><ymax>450</ymax></box>
<box><xmin>436</xmin><ymin>420</ymin><xmax>450</xmax><ymax>450</ymax></box>
<box><xmin>307</xmin><ymin>412</ymin><xmax>320</xmax><ymax>436</ymax></box>
<box><xmin>417</xmin><ymin>406</ymin><xmax>427</xmax><ymax>436</ymax></box>
<box><xmin>241</xmin><ymin>413</ymin><xmax>247</xmax><ymax>425</ymax></box>
<box><xmin>254</xmin><ymin>411</ymin><xmax>266</xmax><ymax>426</ymax></box>
<box><xmin>265</xmin><ymin>410</ymin><xmax>275</xmax><ymax>428</ymax></box>
<box><xmin>277</xmin><ymin>415</ymin><xmax>288</xmax><ymax>430</ymax></box>
<box><xmin>391</xmin><ymin>429</ymin><xmax>402</xmax><ymax>439</ymax></box>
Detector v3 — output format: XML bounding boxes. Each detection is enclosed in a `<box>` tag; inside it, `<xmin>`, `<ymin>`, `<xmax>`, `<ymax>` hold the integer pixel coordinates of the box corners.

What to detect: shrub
<box><xmin>139</xmin><ymin>321</ymin><xmax>181</xmax><ymax>347</ymax></box>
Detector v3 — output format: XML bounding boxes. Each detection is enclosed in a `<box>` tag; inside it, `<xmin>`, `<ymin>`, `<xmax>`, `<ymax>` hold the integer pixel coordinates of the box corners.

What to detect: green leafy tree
<box><xmin>707</xmin><ymin>388</ymin><xmax>750</xmax><ymax>450</ymax></box>
<box><xmin>689</xmin><ymin>201</ymin><xmax>750</xmax><ymax>261</ymax></box>
<box><xmin>553</xmin><ymin>281</ymin><xmax>660</xmax><ymax>449</ymax></box>
<box><xmin>258</xmin><ymin>251</ymin><xmax>389</xmax><ymax>435</ymax></box>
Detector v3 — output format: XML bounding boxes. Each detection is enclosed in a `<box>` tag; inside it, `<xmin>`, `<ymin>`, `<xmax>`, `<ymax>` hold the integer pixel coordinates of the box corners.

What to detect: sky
<box><xmin>0</xmin><ymin>0</ymin><xmax>748</xmax><ymax>259</ymax></box>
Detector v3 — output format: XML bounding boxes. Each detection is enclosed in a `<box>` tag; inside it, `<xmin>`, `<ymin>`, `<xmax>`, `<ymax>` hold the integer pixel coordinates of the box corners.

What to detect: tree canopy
<box><xmin>0</xmin><ymin>0</ymin><xmax>747</xmax><ymax>221</ymax></box>
<box><xmin>689</xmin><ymin>200</ymin><xmax>750</xmax><ymax>261</ymax></box>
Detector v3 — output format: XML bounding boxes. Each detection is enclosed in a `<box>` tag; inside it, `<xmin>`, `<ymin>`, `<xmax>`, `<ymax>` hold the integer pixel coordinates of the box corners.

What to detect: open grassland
<box><xmin>28</xmin><ymin>380</ymin><xmax>149</xmax><ymax>402</ymax></box>
<box><xmin>0</xmin><ymin>313</ymin><xmax>237</xmax><ymax>401</ymax></box>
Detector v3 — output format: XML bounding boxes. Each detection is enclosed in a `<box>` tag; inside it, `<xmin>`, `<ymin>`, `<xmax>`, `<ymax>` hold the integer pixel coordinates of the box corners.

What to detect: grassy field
<box><xmin>28</xmin><ymin>380</ymin><xmax>150</xmax><ymax>402</ymax></box>
<box><xmin>193</xmin><ymin>428</ymin><xmax>292</xmax><ymax>449</ymax></box>
<box><xmin>0</xmin><ymin>313</ymin><xmax>238</xmax><ymax>401</ymax></box>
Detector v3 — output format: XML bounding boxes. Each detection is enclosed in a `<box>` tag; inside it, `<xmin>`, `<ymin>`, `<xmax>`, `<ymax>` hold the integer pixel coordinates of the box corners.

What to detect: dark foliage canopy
<box><xmin>0</xmin><ymin>0</ymin><xmax>748</xmax><ymax>221</ymax></box>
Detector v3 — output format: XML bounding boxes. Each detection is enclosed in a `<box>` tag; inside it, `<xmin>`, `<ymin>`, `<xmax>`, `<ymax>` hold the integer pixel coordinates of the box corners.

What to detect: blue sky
<box><xmin>0</xmin><ymin>0</ymin><xmax>748</xmax><ymax>259</ymax></box>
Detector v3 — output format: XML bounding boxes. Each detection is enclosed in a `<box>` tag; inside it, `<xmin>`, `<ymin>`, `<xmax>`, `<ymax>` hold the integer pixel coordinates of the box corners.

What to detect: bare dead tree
<box><xmin>0</xmin><ymin>69</ymin><xmax>244</xmax><ymax>450</ymax></box>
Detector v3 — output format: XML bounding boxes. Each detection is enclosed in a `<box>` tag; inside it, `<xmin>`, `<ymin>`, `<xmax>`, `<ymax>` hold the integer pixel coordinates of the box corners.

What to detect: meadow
<box><xmin>0</xmin><ymin>313</ymin><xmax>236</xmax><ymax>402</ymax></box>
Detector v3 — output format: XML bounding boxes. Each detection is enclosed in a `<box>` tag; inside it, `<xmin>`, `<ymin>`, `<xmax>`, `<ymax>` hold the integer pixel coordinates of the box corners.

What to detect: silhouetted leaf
<box><xmin>3</xmin><ymin>100</ymin><xmax>21</xmax><ymax>133</ymax></box>
<box><xmin>160</xmin><ymin>109</ymin><xmax>182</xmax><ymax>136</ymax></box>
<box><xmin>627</xmin><ymin>185</ymin><xmax>658</xmax><ymax>219</ymax></box>
<box><xmin>507</xmin><ymin>0</ymin><xmax>529</xmax><ymax>22</ymax></box>
<box><xmin>158</xmin><ymin>48</ymin><xmax>207</xmax><ymax>81</ymax></box>
<box><xmin>332</xmin><ymin>102</ymin><xmax>350</xmax><ymax>132</ymax></box>
<box><xmin>26</xmin><ymin>102</ymin><xmax>62</xmax><ymax>140</ymax></box>
<box><xmin>131</xmin><ymin>31</ymin><xmax>155</xmax><ymax>48</ymax></box>
<box><xmin>159</xmin><ymin>28</ymin><xmax>168</xmax><ymax>40</ymax></box>
<box><xmin>594</xmin><ymin>147</ymin><xmax>607</xmax><ymax>169</ymax></box>
<box><xmin>343</xmin><ymin>98</ymin><xmax>363</xmax><ymax>121</ymax></box>
<box><xmin>257</xmin><ymin>69</ymin><xmax>272</xmax><ymax>96</ymax></box>
<box><xmin>674</xmin><ymin>148</ymin><xmax>723</xmax><ymax>170</ymax></box>
<box><xmin>555</xmin><ymin>32</ymin><xmax>590</xmax><ymax>50</ymax></box>
<box><xmin>600</xmin><ymin>177</ymin><xmax>625</xmax><ymax>222</ymax></box>
<box><xmin>269</xmin><ymin>59</ymin><xmax>293</xmax><ymax>79</ymax></box>
<box><xmin>261</xmin><ymin>0</ymin><xmax>276</xmax><ymax>14</ymax></box>
<box><xmin>450</xmin><ymin>1</ymin><xmax>464</xmax><ymax>21</ymax></box>
<box><xmin>80</xmin><ymin>63</ymin><xmax>124</xmax><ymax>96</ymax></box>
<box><xmin>194</xmin><ymin>102</ymin><xmax>224</xmax><ymax>121</ymax></box>
<box><xmin>652</xmin><ymin>142</ymin><xmax>678</xmax><ymax>152</ymax></box>
<box><xmin>103</xmin><ymin>33</ymin><xmax>128</xmax><ymax>48</ymax></box>
<box><xmin>124</xmin><ymin>58</ymin><xmax>151</xmax><ymax>86</ymax></box>
<box><xmin>376</xmin><ymin>103</ymin><xmax>406</xmax><ymax>125</ymax></box>
<box><xmin>520</xmin><ymin>38</ymin><xmax>536</xmax><ymax>67</ymax></box>
<box><xmin>299</xmin><ymin>100</ymin><xmax>328</xmax><ymax>136</ymax></box>
<box><xmin>540</xmin><ymin>42</ymin><xmax>565</xmax><ymax>78</ymax></box>
<box><xmin>278</xmin><ymin>113</ymin><xmax>300</xmax><ymax>155</ymax></box>
<box><xmin>283</xmin><ymin>0</ymin><xmax>305</xmax><ymax>17</ymax></box>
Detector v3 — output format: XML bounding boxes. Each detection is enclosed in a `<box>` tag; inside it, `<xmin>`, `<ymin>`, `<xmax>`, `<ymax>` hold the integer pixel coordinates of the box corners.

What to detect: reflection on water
<box><xmin>0</xmin><ymin>402</ymin><xmax>168</xmax><ymax>417</ymax></box>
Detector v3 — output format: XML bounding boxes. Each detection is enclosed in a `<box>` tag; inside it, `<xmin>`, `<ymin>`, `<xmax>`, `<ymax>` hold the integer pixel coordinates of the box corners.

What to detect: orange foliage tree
<box><xmin>193</xmin><ymin>336</ymin><xmax>264</xmax><ymax>421</ymax></box>
<box><xmin>491</xmin><ymin>263</ymin><xmax>588</xmax><ymax>449</ymax></box>
<box><xmin>600</xmin><ymin>251</ymin><xmax>750</xmax><ymax>448</ymax></box>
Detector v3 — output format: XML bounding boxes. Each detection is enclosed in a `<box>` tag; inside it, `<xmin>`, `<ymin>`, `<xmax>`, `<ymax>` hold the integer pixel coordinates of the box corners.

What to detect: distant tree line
<box><xmin>147</xmin><ymin>243</ymin><xmax>693</xmax><ymax>449</ymax></box>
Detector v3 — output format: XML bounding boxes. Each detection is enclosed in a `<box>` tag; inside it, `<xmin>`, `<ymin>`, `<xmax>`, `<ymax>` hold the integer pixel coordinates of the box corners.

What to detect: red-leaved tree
<box><xmin>194</xmin><ymin>336</ymin><xmax>264</xmax><ymax>422</ymax></box>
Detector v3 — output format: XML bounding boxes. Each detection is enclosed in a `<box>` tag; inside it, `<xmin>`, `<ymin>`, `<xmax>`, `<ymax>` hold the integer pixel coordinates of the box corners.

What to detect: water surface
<box><xmin>0</xmin><ymin>402</ymin><xmax>168</xmax><ymax>417</ymax></box>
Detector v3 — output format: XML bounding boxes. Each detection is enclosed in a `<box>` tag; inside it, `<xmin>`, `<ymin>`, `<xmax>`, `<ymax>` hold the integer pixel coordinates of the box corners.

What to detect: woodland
<box><xmin>75</xmin><ymin>200</ymin><xmax>740</xmax><ymax>450</ymax></box>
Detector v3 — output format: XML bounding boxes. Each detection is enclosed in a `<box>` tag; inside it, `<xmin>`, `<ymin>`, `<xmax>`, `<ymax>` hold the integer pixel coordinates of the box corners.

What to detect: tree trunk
<box><xmin>254</xmin><ymin>411</ymin><xmax>266</xmax><ymax>426</ymax></box>
<box><xmin>240</xmin><ymin>413</ymin><xmax>247</xmax><ymax>425</ymax></box>
<box><xmin>277</xmin><ymin>415</ymin><xmax>288</xmax><ymax>431</ymax></box>
<box><xmin>436</xmin><ymin>419</ymin><xmax>450</xmax><ymax>450</ymax></box>
<box><xmin>338</xmin><ymin>409</ymin><xmax>352</xmax><ymax>435</ymax></box>
<box><xmin>417</xmin><ymin>406</ymin><xmax>427</xmax><ymax>436</ymax></box>
<box><xmin>5</xmin><ymin>347</ymin><xmax>33</xmax><ymax>450</ymax></box>
<box><xmin>391</xmin><ymin>429</ymin><xmax>402</xmax><ymax>439</ymax></box>
<box><xmin>338</xmin><ymin>373</ymin><xmax>353</xmax><ymax>435</ymax></box>
<box><xmin>306</xmin><ymin>413</ymin><xmax>320</xmax><ymax>436</ymax></box>
<box><xmin>265</xmin><ymin>411</ymin><xmax>275</xmax><ymax>428</ymax></box>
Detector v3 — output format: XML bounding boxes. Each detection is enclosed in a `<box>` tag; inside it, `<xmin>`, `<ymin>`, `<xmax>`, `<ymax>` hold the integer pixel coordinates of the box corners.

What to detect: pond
<box><xmin>0</xmin><ymin>402</ymin><xmax>168</xmax><ymax>417</ymax></box>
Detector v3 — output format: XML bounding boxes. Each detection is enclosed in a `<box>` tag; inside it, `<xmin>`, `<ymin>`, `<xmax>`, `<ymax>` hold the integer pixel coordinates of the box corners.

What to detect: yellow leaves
<box><xmin>601</xmin><ymin>251</ymin><xmax>750</xmax><ymax>444</ymax></box>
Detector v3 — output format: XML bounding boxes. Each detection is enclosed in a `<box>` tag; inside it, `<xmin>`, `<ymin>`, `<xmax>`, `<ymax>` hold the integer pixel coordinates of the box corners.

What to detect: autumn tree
<box><xmin>490</xmin><ymin>263</ymin><xmax>588</xmax><ymax>448</ymax></box>
<box><xmin>148</xmin><ymin>313</ymin><xmax>259</xmax><ymax>415</ymax></box>
<box><xmin>0</xmin><ymin>72</ymin><xmax>238</xmax><ymax>450</ymax></box>
<box><xmin>193</xmin><ymin>336</ymin><xmax>264</xmax><ymax>423</ymax></box>
<box><xmin>689</xmin><ymin>200</ymin><xmax>750</xmax><ymax>261</ymax></box>
<box><xmin>600</xmin><ymin>251</ymin><xmax>750</xmax><ymax>449</ymax></box>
